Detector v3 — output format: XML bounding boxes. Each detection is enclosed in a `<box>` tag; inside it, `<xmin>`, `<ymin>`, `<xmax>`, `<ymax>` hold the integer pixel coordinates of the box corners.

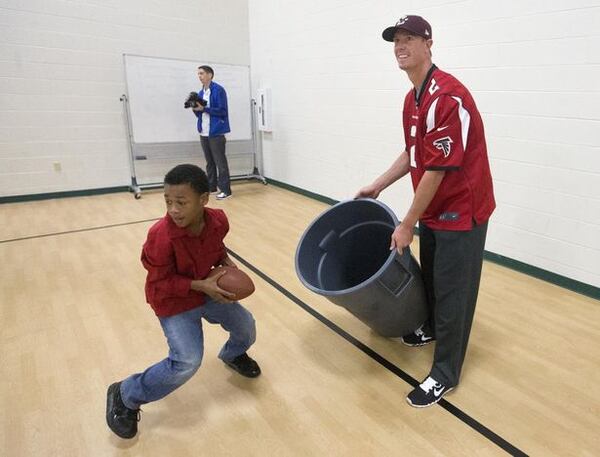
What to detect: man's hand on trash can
<box><xmin>390</xmin><ymin>223</ymin><xmax>414</xmax><ymax>254</ymax></box>
<box><xmin>354</xmin><ymin>183</ymin><xmax>380</xmax><ymax>199</ymax></box>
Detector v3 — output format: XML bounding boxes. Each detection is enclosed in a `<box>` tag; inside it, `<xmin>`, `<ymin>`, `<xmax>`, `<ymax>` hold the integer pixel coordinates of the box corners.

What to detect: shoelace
<box><xmin>118</xmin><ymin>406</ymin><xmax>142</xmax><ymax>422</ymax></box>
<box><xmin>235</xmin><ymin>354</ymin><xmax>259</xmax><ymax>373</ymax></box>
<box><xmin>238</xmin><ymin>355</ymin><xmax>255</xmax><ymax>369</ymax></box>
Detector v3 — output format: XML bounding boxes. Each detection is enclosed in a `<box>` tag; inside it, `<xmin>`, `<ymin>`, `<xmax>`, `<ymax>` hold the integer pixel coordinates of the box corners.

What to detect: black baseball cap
<box><xmin>382</xmin><ymin>15</ymin><xmax>432</xmax><ymax>42</ymax></box>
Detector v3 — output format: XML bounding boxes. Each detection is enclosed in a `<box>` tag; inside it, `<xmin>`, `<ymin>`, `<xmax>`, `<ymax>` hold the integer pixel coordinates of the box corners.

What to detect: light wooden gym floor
<box><xmin>1</xmin><ymin>182</ymin><xmax>598</xmax><ymax>456</ymax></box>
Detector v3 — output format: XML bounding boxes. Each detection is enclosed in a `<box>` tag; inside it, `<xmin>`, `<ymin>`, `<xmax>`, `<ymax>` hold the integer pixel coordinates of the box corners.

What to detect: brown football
<box><xmin>208</xmin><ymin>266</ymin><xmax>255</xmax><ymax>300</ymax></box>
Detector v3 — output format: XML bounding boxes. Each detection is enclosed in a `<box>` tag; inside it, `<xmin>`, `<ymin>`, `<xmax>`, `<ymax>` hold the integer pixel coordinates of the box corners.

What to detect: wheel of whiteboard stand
<box><xmin>130</xmin><ymin>185</ymin><xmax>142</xmax><ymax>199</ymax></box>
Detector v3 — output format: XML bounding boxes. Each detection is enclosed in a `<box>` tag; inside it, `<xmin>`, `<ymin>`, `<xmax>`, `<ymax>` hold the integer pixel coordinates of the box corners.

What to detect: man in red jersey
<box><xmin>356</xmin><ymin>15</ymin><xmax>495</xmax><ymax>407</ymax></box>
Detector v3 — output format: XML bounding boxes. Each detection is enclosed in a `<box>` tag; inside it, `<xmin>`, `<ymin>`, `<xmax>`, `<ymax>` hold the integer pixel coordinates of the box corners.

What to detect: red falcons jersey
<box><xmin>403</xmin><ymin>66</ymin><xmax>495</xmax><ymax>230</ymax></box>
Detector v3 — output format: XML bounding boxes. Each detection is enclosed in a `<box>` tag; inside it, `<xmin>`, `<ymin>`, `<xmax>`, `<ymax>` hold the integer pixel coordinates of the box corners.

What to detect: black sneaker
<box><xmin>224</xmin><ymin>353</ymin><xmax>261</xmax><ymax>378</ymax></box>
<box><xmin>406</xmin><ymin>376</ymin><xmax>453</xmax><ymax>408</ymax></box>
<box><xmin>106</xmin><ymin>382</ymin><xmax>141</xmax><ymax>439</ymax></box>
<box><xmin>401</xmin><ymin>325</ymin><xmax>435</xmax><ymax>347</ymax></box>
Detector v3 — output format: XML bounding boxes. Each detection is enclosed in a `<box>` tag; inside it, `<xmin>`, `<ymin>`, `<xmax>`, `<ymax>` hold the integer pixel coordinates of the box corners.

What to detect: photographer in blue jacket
<box><xmin>192</xmin><ymin>65</ymin><xmax>232</xmax><ymax>200</ymax></box>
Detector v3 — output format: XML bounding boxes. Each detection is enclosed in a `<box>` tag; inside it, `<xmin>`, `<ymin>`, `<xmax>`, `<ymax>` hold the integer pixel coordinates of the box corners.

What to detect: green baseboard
<box><xmin>482</xmin><ymin>251</ymin><xmax>599</xmax><ymax>300</ymax></box>
<box><xmin>0</xmin><ymin>186</ymin><xmax>130</xmax><ymax>204</ymax></box>
<box><xmin>266</xmin><ymin>178</ymin><xmax>338</xmax><ymax>205</ymax></box>
<box><xmin>267</xmin><ymin>178</ymin><xmax>599</xmax><ymax>301</ymax></box>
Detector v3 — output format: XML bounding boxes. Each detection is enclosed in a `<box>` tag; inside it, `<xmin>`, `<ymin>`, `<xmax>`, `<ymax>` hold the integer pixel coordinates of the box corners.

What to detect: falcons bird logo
<box><xmin>433</xmin><ymin>136</ymin><xmax>453</xmax><ymax>158</ymax></box>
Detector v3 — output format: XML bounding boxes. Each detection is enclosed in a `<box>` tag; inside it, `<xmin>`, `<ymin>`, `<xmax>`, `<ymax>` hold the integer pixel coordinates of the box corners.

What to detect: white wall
<box><xmin>0</xmin><ymin>0</ymin><xmax>249</xmax><ymax>196</ymax></box>
<box><xmin>249</xmin><ymin>0</ymin><xmax>600</xmax><ymax>288</ymax></box>
<box><xmin>2</xmin><ymin>0</ymin><xmax>598</xmax><ymax>288</ymax></box>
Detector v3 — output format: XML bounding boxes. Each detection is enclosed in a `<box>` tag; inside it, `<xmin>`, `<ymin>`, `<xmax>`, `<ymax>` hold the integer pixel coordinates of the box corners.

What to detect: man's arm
<box><xmin>391</xmin><ymin>170</ymin><xmax>445</xmax><ymax>253</ymax></box>
<box><xmin>355</xmin><ymin>150</ymin><xmax>410</xmax><ymax>199</ymax></box>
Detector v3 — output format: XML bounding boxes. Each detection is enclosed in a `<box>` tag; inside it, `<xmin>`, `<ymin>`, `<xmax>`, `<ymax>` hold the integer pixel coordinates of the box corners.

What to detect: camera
<box><xmin>184</xmin><ymin>92</ymin><xmax>207</xmax><ymax>109</ymax></box>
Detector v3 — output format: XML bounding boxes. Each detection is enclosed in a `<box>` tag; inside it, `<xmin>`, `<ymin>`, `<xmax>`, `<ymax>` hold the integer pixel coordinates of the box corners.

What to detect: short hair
<box><xmin>197</xmin><ymin>65</ymin><xmax>214</xmax><ymax>77</ymax></box>
<box><xmin>164</xmin><ymin>164</ymin><xmax>209</xmax><ymax>195</ymax></box>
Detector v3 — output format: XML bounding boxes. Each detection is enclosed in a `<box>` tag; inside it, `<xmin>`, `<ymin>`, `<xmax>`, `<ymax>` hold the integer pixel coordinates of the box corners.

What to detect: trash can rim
<box><xmin>295</xmin><ymin>198</ymin><xmax>403</xmax><ymax>296</ymax></box>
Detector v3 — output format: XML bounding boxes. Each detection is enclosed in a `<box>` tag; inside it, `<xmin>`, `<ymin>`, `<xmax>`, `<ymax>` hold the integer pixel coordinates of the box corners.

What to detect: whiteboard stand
<box><xmin>120</xmin><ymin>94</ymin><xmax>265</xmax><ymax>199</ymax></box>
<box><xmin>119</xmin><ymin>94</ymin><xmax>142</xmax><ymax>199</ymax></box>
<box><xmin>121</xmin><ymin>54</ymin><xmax>266</xmax><ymax>199</ymax></box>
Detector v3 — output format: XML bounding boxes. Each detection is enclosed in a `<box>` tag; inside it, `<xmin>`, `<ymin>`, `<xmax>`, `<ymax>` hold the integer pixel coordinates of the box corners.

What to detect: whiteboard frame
<box><xmin>121</xmin><ymin>53</ymin><xmax>265</xmax><ymax>198</ymax></box>
<box><xmin>123</xmin><ymin>53</ymin><xmax>252</xmax><ymax>143</ymax></box>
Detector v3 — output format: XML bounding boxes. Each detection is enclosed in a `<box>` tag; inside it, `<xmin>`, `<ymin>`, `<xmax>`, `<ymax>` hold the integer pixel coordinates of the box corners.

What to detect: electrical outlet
<box><xmin>53</xmin><ymin>162</ymin><xmax>62</xmax><ymax>172</ymax></box>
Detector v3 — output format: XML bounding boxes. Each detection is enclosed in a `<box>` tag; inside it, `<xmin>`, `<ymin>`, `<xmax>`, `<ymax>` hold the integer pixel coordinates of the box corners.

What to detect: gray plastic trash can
<box><xmin>295</xmin><ymin>198</ymin><xmax>428</xmax><ymax>337</ymax></box>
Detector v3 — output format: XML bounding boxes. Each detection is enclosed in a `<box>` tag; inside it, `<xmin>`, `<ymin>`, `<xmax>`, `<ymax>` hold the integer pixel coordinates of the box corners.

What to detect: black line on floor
<box><xmin>227</xmin><ymin>248</ymin><xmax>529</xmax><ymax>457</ymax></box>
<box><xmin>0</xmin><ymin>218</ymin><xmax>159</xmax><ymax>244</ymax></box>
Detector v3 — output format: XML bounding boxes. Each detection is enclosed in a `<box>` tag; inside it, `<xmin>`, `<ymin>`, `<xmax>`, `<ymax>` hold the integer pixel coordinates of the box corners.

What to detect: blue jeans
<box><xmin>120</xmin><ymin>299</ymin><xmax>256</xmax><ymax>409</ymax></box>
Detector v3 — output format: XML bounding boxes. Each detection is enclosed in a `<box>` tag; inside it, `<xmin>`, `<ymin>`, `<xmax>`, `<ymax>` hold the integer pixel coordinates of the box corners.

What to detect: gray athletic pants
<box><xmin>419</xmin><ymin>220</ymin><xmax>488</xmax><ymax>387</ymax></box>
<box><xmin>200</xmin><ymin>135</ymin><xmax>231</xmax><ymax>195</ymax></box>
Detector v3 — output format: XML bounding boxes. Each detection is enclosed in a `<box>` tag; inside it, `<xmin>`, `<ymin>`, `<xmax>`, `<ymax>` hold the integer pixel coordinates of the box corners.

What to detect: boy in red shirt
<box><xmin>106</xmin><ymin>164</ymin><xmax>260</xmax><ymax>439</ymax></box>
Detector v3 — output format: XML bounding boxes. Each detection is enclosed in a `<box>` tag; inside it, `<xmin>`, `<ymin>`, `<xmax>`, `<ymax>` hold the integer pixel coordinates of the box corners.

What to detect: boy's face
<box><xmin>164</xmin><ymin>183</ymin><xmax>208</xmax><ymax>229</ymax></box>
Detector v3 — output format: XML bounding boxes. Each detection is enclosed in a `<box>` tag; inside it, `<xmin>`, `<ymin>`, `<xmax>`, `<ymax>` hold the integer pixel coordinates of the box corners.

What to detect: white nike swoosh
<box><xmin>437</xmin><ymin>126</ymin><xmax>449</xmax><ymax>131</ymax></box>
<box><xmin>433</xmin><ymin>386</ymin><xmax>445</xmax><ymax>396</ymax></box>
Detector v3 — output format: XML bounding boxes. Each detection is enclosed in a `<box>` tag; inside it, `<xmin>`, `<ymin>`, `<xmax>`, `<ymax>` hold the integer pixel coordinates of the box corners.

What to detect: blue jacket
<box><xmin>195</xmin><ymin>81</ymin><xmax>231</xmax><ymax>136</ymax></box>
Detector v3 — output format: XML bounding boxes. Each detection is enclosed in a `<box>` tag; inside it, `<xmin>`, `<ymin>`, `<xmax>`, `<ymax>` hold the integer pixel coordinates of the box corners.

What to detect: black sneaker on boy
<box><xmin>224</xmin><ymin>353</ymin><xmax>261</xmax><ymax>378</ymax></box>
<box><xmin>106</xmin><ymin>382</ymin><xmax>141</xmax><ymax>439</ymax></box>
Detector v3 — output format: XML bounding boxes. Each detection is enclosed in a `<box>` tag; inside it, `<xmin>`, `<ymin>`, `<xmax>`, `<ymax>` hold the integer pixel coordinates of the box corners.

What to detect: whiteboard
<box><xmin>124</xmin><ymin>54</ymin><xmax>252</xmax><ymax>143</ymax></box>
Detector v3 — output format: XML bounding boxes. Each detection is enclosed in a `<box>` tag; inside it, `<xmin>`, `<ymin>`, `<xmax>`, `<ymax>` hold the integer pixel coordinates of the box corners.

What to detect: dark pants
<box><xmin>200</xmin><ymin>135</ymin><xmax>231</xmax><ymax>195</ymax></box>
<box><xmin>419</xmin><ymin>220</ymin><xmax>488</xmax><ymax>387</ymax></box>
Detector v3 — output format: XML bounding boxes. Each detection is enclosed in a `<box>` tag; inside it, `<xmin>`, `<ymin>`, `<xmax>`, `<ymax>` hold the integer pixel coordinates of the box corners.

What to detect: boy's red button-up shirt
<box><xmin>141</xmin><ymin>207</ymin><xmax>229</xmax><ymax>317</ymax></box>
